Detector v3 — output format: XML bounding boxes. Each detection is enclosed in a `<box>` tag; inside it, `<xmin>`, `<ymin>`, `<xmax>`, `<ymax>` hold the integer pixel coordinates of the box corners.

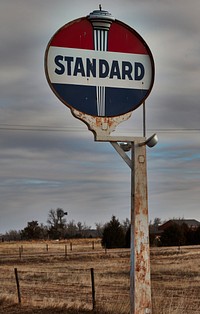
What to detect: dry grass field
<box><xmin>0</xmin><ymin>239</ymin><xmax>200</xmax><ymax>313</ymax></box>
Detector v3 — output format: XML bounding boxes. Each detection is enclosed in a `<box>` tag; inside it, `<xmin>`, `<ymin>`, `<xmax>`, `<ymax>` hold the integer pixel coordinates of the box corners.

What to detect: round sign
<box><xmin>45</xmin><ymin>9</ymin><xmax>154</xmax><ymax>118</ymax></box>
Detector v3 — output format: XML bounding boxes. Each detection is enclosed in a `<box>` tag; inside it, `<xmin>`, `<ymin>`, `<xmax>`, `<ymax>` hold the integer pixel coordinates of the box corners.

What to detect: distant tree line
<box><xmin>102</xmin><ymin>217</ymin><xmax>200</xmax><ymax>248</ymax></box>
<box><xmin>1</xmin><ymin>208</ymin><xmax>94</xmax><ymax>242</ymax></box>
<box><xmin>1</xmin><ymin>212</ymin><xmax>200</xmax><ymax>248</ymax></box>
<box><xmin>1</xmin><ymin>209</ymin><xmax>130</xmax><ymax>246</ymax></box>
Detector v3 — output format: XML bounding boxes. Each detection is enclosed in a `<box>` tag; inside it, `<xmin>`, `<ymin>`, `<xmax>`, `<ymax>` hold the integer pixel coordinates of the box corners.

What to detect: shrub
<box><xmin>101</xmin><ymin>216</ymin><xmax>125</xmax><ymax>249</ymax></box>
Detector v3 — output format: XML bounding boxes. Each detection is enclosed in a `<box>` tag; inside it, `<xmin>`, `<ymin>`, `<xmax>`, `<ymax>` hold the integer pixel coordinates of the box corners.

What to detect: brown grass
<box><xmin>151</xmin><ymin>246</ymin><xmax>200</xmax><ymax>314</ymax></box>
<box><xmin>0</xmin><ymin>240</ymin><xmax>200</xmax><ymax>313</ymax></box>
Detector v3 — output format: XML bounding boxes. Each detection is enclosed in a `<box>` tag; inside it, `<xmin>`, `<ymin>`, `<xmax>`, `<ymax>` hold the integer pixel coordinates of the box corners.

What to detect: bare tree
<box><xmin>122</xmin><ymin>218</ymin><xmax>130</xmax><ymax>233</ymax></box>
<box><xmin>95</xmin><ymin>222</ymin><xmax>104</xmax><ymax>237</ymax></box>
<box><xmin>47</xmin><ymin>208</ymin><xmax>67</xmax><ymax>227</ymax></box>
<box><xmin>47</xmin><ymin>208</ymin><xmax>67</xmax><ymax>239</ymax></box>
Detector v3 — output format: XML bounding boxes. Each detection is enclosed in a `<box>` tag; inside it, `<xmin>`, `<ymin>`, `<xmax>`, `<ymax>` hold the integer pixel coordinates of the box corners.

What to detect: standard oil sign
<box><xmin>45</xmin><ymin>9</ymin><xmax>154</xmax><ymax>118</ymax></box>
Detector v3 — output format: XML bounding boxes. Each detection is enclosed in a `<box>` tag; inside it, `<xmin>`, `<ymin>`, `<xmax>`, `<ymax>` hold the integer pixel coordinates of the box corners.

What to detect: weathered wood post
<box><xmin>19</xmin><ymin>247</ymin><xmax>22</xmax><ymax>260</ymax></box>
<box><xmin>90</xmin><ymin>268</ymin><xmax>96</xmax><ymax>310</ymax></box>
<box><xmin>14</xmin><ymin>268</ymin><xmax>21</xmax><ymax>304</ymax></box>
<box><xmin>130</xmin><ymin>140</ymin><xmax>151</xmax><ymax>314</ymax></box>
<box><xmin>65</xmin><ymin>244</ymin><xmax>67</xmax><ymax>258</ymax></box>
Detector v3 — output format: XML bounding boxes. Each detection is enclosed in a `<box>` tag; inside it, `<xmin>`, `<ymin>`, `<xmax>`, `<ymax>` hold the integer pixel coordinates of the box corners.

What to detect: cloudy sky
<box><xmin>0</xmin><ymin>0</ymin><xmax>200</xmax><ymax>234</ymax></box>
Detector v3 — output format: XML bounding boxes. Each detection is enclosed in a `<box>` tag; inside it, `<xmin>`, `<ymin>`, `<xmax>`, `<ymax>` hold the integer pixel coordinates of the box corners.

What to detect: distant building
<box><xmin>149</xmin><ymin>219</ymin><xmax>200</xmax><ymax>246</ymax></box>
<box><xmin>149</xmin><ymin>219</ymin><xmax>200</xmax><ymax>237</ymax></box>
<box><xmin>81</xmin><ymin>229</ymin><xmax>99</xmax><ymax>238</ymax></box>
<box><xmin>158</xmin><ymin>219</ymin><xmax>200</xmax><ymax>232</ymax></box>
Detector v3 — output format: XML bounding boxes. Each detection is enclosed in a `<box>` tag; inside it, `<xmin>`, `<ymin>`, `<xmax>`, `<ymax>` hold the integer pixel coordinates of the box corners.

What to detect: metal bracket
<box><xmin>94</xmin><ymin>135</ymin><xmax>145</xmax><ymax>170</ymax></box>
<box><xmin>95</xmin><ymin>135</ymin><xmax>145</xmax><ymax>143</ymax></box>
<box><xmin>110</xmin><ymin>142</ymin><xmax>132</xmax><ymax>169</ymax></box>
<box><xmin>71</xmin><ymin>108</ymin><xmax>132</xmax><ymax>138</ymax></box>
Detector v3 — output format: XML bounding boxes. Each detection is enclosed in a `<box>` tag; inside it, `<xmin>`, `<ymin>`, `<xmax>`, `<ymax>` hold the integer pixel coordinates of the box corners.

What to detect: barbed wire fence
<box><xmin>0</xmin><ymin>242</ymin><xmax>130</xmax><ymax>311</ymax></box>
<box><xmin>0</xmin><ymin>264</ymin><xmax>130</xmax><ymax>310</ymax></box>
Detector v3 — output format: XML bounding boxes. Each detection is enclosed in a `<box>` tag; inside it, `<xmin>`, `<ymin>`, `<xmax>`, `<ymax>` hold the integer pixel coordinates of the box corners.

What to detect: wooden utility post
<box><xmin>130</xmin><ymin>140</ymin><xmax>151</xmax><ymax>314</ymax></box>
<box><xmin>97</xmin><ymin>135</ymin><xmax>153</xmax><ymax>314</ymax></box>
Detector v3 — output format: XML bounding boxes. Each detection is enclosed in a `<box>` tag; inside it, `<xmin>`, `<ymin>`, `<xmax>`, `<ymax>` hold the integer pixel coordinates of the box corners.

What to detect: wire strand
<box><xmin>0</xmin><ymin>124</ymin><xmax>199</xmax><ymax>133</ymax></box>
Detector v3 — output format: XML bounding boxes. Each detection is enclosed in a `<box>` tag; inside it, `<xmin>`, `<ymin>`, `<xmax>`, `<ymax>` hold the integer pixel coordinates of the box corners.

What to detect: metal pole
<box><xmin>130</xmin><ymin>140</ymin><xmax>152</xmax><ymax>314</ymax></box>
<box><xmin>143</xmin><ymin>101</ymin><xmax>146</xmax><ymax>138</ymax></box>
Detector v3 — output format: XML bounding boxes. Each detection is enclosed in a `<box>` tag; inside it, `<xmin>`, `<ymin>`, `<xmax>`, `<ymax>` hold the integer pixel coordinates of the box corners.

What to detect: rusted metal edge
<box><xmin>71</xmin><ymin>108</ymin><xmax>132</xmax><ymax>138</ymax></box>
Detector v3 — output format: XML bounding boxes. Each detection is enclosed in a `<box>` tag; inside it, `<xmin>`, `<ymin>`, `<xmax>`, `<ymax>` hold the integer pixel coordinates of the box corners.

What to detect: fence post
<box><xmin>70</xmin><ymin>242</ymin><xmax>72</xmax><ymax>251</ymax></box>
<box><xmin>19</xmin><ymin>247</ymin><xmax>22</xmax><ymax>260</ymax></box>
<box><xmin>65</xmin><ymin>244</ymin><xmax>67</xmax><ymax>258</ymax></box>
<box><xmin>90</xmin><ymin>268</ymin><xmax>95</xmax><ymax>310</ymax></box>
<box><xmin>46</xmin><ymin>244</ymin><xmax>49</xmax><ymax>252</ymax></box>
<box><xmin>92</xmin><ymin>241</ymin><xmax>94</xmax><ymax>250</ymax></box>
<box><xmin>14</xmin><ymin>268</ymin><xmax>21</xmax><ymax>304</ymax></box>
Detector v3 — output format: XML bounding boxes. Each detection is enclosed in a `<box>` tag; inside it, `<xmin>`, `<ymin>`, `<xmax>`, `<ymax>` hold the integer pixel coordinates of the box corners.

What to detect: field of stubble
<box><xmin>0</xmin><ymin>239</ymin><xmax>200</xmax><ymax>314</ymax></box>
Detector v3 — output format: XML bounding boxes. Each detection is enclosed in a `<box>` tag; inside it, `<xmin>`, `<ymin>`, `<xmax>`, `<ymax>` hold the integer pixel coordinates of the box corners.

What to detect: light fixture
<box><xmin>119</xmin><ymin>134</ymin><xmax>158</xmax><ymax>151</ymax></box>
<box><xmin>139</xmin><ymin>133</ymin><xmax>158</xmax><ymax>148</ymax></box>
<box><xmin>119</xmin><ymin>142</ymin><xmax>132</xmax><ymax>152</ymax></box>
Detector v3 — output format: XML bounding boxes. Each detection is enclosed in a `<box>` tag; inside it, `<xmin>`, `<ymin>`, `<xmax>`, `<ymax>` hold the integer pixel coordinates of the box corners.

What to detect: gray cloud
<box><xmin>0</xmin><ymin>0</ymin><xmax>200</xmax><ymax>233</ymax></box>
